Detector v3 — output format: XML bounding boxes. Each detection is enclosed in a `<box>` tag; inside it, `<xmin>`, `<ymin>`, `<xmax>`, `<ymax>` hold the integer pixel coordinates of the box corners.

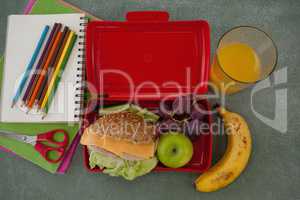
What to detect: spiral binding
<box><xmin>74</xmin><ymin>15</ymin><xmax>88</xmax><ymax>121</ymax></box>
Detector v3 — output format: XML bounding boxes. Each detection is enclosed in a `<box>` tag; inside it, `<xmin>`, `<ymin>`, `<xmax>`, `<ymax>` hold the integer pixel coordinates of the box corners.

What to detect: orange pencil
<box><xmin>26</xmin><ymin>31</ymin><xmax>63</xmax><ymax>109</ymax></box>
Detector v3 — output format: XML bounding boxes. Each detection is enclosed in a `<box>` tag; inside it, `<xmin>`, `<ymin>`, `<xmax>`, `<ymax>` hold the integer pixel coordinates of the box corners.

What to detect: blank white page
<box><xmin>0</xmin><ymin>14</ymin><xmax>84</xmax><ymax>122</ymax></box>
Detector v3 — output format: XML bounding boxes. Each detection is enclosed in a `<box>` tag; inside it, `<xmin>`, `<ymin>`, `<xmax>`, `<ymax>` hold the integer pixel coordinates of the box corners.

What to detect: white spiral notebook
<box><xmin>0</xmin><ymin>14</ymin><xmax>85</xmax><ymax>122</ymax></box>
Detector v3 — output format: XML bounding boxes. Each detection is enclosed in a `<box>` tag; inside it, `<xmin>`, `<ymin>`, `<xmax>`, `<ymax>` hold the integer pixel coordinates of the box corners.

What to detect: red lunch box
<box><xmin>82</xmin><ymin>11</ymin><xmax>212</xmax><ymax>173</ymax></box>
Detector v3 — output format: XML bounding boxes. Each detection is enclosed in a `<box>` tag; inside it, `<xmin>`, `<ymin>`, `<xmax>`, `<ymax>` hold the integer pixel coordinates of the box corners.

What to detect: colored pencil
<box><xmin>42</xmin><ymin>32</ymin><xmax>76</xmax><ymax>116</ymax></box>
<box><xmin>37</xmin><ymin>29</ymin><xmax>71</xmax><ymax>108</ymax></box>
<box><xmin>26</xmin><ymin>26</ymin><xmax>63</xmax><ymax>109</ymax></box>
<box><xmin>41</xmin><ymin>32</ymin><xmax>77</xmax><ymax>118</ymax></box>
<box><xmin>11</xmin><ymin>25</ymin><xmax>49</xmax><ymax>108</ymax></box>
<box><xmin>24</xmin><ymin>24</ymin><xmax>61</xmax><ymax>108</ymax></box>
<box><xmin>36</xmin><ymin>26</ymin><xmax>69</xmax><ymax>106</ymax></box>
<box><xmin>22</xmin><ymin>23</ymin><xmax>59</xmax><ymax>103</ymax></box>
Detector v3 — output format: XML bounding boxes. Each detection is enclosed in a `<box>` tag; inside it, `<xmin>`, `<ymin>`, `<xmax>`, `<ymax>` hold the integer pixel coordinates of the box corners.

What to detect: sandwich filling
<box><xmin>81</xmin><ymin>127</ymin><xmax>156</xmax><ymax>159</ymax></box>
<box><xmin>80</xmin><ymin>104</ymin><xmax>160</xmax><ymax>180</ymax></box>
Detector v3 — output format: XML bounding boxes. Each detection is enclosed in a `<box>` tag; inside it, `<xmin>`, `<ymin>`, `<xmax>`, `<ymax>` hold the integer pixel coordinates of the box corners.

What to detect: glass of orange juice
<box><xmin>210</xmin><ymin>26</ymin><xmax>278</xmax><ymax>94</ymax></box>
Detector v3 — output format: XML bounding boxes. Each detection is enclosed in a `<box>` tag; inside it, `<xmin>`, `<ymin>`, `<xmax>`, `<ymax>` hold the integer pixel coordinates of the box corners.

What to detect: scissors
<box><xmin>0</xmin><ymin>129</ymin><xmax>69</xmax><ymax>163</ymax></box>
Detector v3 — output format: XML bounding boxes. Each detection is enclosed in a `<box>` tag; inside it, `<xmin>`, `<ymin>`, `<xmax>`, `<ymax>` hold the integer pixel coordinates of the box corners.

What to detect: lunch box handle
<box><xmin>126</xmin><ymin>11</ymin><xmax>169</xmax><ymax>22</ymax></box>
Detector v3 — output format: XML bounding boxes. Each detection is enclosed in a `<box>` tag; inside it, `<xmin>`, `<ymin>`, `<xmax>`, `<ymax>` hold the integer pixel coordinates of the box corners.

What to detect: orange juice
<box><xmin>210</xmin><ymin>43</ymin><xmax>261</xmax><ymax>94</ymax></box>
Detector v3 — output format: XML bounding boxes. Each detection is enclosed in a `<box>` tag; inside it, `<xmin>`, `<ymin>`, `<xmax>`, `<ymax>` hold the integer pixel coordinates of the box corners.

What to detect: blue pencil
<box><xmin>11</xmin><ymin>25</ymin><xmax>50</xmax><ymax>108</ymax></box>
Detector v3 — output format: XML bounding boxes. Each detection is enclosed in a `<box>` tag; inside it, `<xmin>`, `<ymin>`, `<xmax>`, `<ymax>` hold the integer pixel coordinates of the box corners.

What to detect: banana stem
<box><xmin>213</xmin><ymin>103</ymin><xmax>227</xmax><ymax>117</ymax></box>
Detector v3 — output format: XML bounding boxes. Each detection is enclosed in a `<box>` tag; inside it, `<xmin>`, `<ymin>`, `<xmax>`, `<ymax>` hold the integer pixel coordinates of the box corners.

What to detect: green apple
<box><xmin>157</xmin><ymin>132</ymin><xmax>193</xmax><ymax>168</ymax></box>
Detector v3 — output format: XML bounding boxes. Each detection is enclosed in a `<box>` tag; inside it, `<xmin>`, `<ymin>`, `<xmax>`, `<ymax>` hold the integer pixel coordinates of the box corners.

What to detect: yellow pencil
<box><xmin>40</xmin><ymin>31</ymin><xmax>75</xmax><ymax>111</ymax></box>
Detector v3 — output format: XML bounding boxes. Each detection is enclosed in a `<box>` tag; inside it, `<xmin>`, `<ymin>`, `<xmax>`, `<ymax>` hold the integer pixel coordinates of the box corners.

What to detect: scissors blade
<box><xmin>0</xmin><ymin>131</ymin><xmax>37</xmax><ymax>145</ymax></box>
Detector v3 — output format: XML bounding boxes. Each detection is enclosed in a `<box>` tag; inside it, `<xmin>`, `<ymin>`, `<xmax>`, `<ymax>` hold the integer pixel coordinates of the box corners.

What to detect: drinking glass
<box><xmin>210</xmin><ymin>26</ymin><xmax>278</xmax><ymax>94</ymax></box>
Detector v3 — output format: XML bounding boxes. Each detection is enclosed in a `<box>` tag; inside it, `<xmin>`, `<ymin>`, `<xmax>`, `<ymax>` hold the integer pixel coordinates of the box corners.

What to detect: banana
<box><xmin>195</xmin><ymin>107</ymin><xmax>252</xmax><ymax>192</ymax></box>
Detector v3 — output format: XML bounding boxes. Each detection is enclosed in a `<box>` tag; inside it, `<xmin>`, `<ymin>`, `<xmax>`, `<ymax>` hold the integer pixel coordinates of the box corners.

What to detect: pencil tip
<box><xmin>11</xmin><ymin>102</ymin><xmax>15</xmax><ymax>108</ymax></box>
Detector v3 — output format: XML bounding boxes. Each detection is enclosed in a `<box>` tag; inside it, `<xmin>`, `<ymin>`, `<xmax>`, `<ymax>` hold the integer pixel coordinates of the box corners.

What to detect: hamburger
<box><xmin>80</xmin><ymin>104</ymin><xmax>159</xmax><ymax>180</ymax></box>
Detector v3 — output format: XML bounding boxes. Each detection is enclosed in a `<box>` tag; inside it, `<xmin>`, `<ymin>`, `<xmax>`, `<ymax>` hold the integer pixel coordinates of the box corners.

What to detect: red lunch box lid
<box><xmin>86</xmin><ymin>11</ymin><xmax>210</xmax><ymax>100</ymax></box>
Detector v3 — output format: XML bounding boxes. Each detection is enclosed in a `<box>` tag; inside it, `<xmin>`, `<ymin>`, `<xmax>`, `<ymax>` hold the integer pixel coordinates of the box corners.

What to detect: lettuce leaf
<box><xmin>89</xmin><ymin>150</ymin><xmax>158</xmax><ymax>180</ymax></box>
<box><xmin>99</xmin><ymin>104</ymin><xmax>159</xmax><ymax>122</ymax></box>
